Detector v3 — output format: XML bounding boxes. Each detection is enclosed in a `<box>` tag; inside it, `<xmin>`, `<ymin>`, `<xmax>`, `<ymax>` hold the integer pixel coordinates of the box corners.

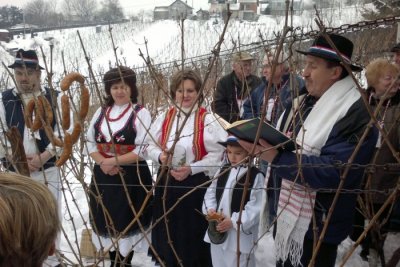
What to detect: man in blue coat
<box><xmin>242</xmin><ymin>50</ymin><xmax>305</xmax><ymax>125</ymax></box>
<box><xmin>240</xmin><ymin>34</ymin><xmax>378</xmax><ymax>267</ymax></box>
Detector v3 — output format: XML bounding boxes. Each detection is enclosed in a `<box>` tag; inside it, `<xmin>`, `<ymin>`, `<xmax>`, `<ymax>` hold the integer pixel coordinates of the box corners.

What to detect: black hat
<box><xmin>391</xmin><ymin>43</ymin><xmax>400</xmax><ymax>52</ymax></box>
<box><xmin>296</xmin><ymin>34</ymin><xmax>362</xmax><ymax>72</ymax></box>
<box><xmin>8</xmin><ymin>49</ymin><xmax>44</xmax><ymax>70</ymax></box>
<box><xmin>218</xmin><ymin>135</ymin><xmax>241</xmax><ymax>147</ymax></box>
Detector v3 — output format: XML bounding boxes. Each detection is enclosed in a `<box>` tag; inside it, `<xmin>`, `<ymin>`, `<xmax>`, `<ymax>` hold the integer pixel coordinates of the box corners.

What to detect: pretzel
<box><xmin>80</xmin><ymin>86</ymin><xmax>89</xmax><ymax>120</ymax></box>
<box><xmin>43</xmin><ymin>125</ymin><xmax>63</xmax><ymax>148</ymax></box>
<box><xmin>60</xmin><ymin>72</ymin><xmax>85</xmax><ymax>91</ymax></box>
<box><xmin>39</xmin><ymin>96</ymin><xmax>53</xmax><ymax>126</ymax></box>
<box><xmin>61</xmin><ymin>94</ymin><xmax>70</xmax><ymax>130</ymax></box>
<box><xmin>25</xmin><ymin>97</ymin><xmax>45</xmax><ymax>131</ymax></box>
<box><xmin>55</xmin><ymin>132</ymin><xmax>72</xmax><ymax>167</ymax></box>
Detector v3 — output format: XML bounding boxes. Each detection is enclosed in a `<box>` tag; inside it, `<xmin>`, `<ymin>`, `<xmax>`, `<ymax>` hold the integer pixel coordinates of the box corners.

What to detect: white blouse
<box><xmin>86</xmin><ymin>103</ymin><xmax>152</xmax><ymax>158</ymax></box>
<box><xmin>145</xmin><ymin>108</ymin><xmax>228</xmax><ymax>177</ymax></box>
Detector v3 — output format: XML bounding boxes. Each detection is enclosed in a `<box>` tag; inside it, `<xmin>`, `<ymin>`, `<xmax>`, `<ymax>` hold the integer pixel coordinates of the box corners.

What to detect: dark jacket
<box><xmin>242</xmin><ymin>74</ymin><xmax>305</xmax><ymax>126</ymax></box>
<box><xmin>367</xmin><ymin>90</ymin><xmax>400</xmax><ymax>204</ymax></box>
<box><xmin>212</xmin><ymin>71</ymin><xmax>261</xmax><ymax>123</ymax></box>
<box><xmin>272</xmin><ymin>96</ymin><xmax>378</xmax><ymax>245</ymax></box>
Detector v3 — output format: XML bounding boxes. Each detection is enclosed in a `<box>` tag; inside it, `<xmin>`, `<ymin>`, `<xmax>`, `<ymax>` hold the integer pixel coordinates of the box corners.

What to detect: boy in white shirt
<box><xmin>203</xmin><ymin>136</ymin><xmax>264</xmax><ymax>267</ymax></box>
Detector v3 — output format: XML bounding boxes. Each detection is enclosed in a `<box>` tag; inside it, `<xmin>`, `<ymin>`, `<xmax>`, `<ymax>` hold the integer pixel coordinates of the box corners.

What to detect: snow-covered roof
<box><xmin>0</xmin><ymin>29</ymin><xmax>9</xmax><ymax>33</ymax></box>
<box><xmin>154</xmin><ymin>6</ymin><xmax>169</xmax><ymax>12</ymax></box>
<box><xmin>230</xmin><ymin>3</ymin><xmax>241</xmax><ymax>11</ymax></box>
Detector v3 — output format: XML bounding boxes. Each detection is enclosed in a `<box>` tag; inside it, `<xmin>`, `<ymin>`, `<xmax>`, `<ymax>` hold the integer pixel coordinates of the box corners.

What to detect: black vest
<box><xmin>216</xmin><ymin>164</ymin><xmax>261</xmax><ymax>214</ymax></box>
<box><xmin>1</xmin><ymin>88</ymin><xmax>58</xmax><ymax>169</ymax></box>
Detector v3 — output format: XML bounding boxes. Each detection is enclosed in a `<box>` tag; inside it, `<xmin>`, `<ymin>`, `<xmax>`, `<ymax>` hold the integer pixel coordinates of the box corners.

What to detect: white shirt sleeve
<box><xmin>0</xmin><ymin>94</ymin><xmax>9</xmax><ymax>158</ymax></box>
<box><xmin>144</xmin><ymin>111</ymin><xmax>165</xmax><ymax>163</ymax></box>
<box><xmin>133</xmin><ymin>107</ymin><xmax>152</xmax><ymax>158</ymax></box>
<box><xmin>202</xmin><ymin>169</ymin><xmax>220</xmax><ymax>214</ymax></box>
<box><xmin>85</xmin><ymin>107</ymin><xmax>102</xmax><ymax>155</ymax></box>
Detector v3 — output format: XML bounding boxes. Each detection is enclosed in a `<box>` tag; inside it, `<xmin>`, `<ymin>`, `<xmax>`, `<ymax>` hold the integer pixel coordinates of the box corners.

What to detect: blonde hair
<box><xmin>0</xmin><ymin>173</ymin><xmax>60</xmax><ymax>267</ymax></box>
<box><xmin>365</xmin><ymin>58</ymin><xmax>400</xmax><ymax>88</ymax></box>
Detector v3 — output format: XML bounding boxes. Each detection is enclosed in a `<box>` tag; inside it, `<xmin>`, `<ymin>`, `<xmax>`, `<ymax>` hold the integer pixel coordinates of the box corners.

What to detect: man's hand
<box><xmin>26</xmin><ymin>151</ymin><xmax>52</xmax><ymax>172</ymax></box>
<box><xmin>238</xmin><ymin>139</ymin><xmax>279</xmax><ymax>162</ymax></box>
<box><xmin>170</xmin><ymin>165</ymin><xmax>191</xmax><ymax>181</ymax></box>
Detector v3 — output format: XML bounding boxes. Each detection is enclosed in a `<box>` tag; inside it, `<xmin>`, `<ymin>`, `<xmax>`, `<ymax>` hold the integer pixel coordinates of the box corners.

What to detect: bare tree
<box><xmin>24</xmin><ymin>0</ymin><xmax>52</xmax><ymax>26</ymax></box>
<box><xmin>62</xmin><ymin>0</ymin><xmax>97</xmax><ymax>23</ymax></box>
<box><xmin>98</xmin><ymin>0</ymin><xmax>124</xmax><ymax>22</ymax></box>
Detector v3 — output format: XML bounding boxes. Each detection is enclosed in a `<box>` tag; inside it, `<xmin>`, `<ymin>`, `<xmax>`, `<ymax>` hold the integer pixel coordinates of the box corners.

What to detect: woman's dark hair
<box><xmin>169</xmin><ymin>69</ymin><xmax>203</xmax><ymax>105</ymax></box>
<box><xmin>103</xmin><ymin>66</ymin><xmax>138</xmax><ymax>106</ymax></box>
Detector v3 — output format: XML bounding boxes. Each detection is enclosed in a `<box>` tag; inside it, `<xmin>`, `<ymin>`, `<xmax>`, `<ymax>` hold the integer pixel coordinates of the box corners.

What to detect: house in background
<box><xmin>0</xmin><ymin>29</ymin><xmax>10</xmax><ymax>42</ymax></box>
<box><xmin>154</xmin><ymin>6</ymin><xmax>169</xmax><ymax>20</ymax></box>
<box><xmin>154</xmin><ymin>0</ymin><xmax>194</xmax><ymax>20</ymax></box>
<box><xmin>208</xmin><ymin>0</ymin><xmax>258</xmax><ymax>21</ymax></box>
<box><xmin>261</xmin><ymin>0</ymin><xmax>303</xmax><ymax>15</ymax></box>
<box><xmin>196</xmin><ymin>9</ymin><xmax>210</xmax><ymax>20</ymax></box>
<box><xmin>238</xmin><ymin>0</ymin><xmax>258</xmax><ymax>20</ymax></box>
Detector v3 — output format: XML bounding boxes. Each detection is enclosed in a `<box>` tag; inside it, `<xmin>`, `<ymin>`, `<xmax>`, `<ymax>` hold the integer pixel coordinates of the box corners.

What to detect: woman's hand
<box><xmin>216</xmin><ymin>217</ymin><xmax>233</xmax><ymax>233</ymax></box>
<box><xmin>159</xmin><ymin>151</ymin><xmax>168</xmax><ymax>165</ymax></box>
<box><xmin>108</xmin><ymin>166</ymin><xmax>122</xmax><ymax>176</ymax></box>
<box><xmin>170</xmin><ymin>165</ymin><xmax>191</xmax><ymax>181</ymax></box>
<box><xmin>238</xmin><ymin>139</ymin><xmax>278</xmax><ymax>162</ymax></box>
<box><xmin>100</xmin><ymin>157</ymin><xmax>117</xmax><ymax>175</ymax></box>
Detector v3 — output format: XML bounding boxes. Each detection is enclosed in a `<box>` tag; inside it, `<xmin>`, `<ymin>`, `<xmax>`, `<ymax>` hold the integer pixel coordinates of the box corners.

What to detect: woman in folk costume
<box><xmin>86</xmin><ymin>66</ymin><xmax>153</xmax><ymax>266</ymax></box>
<box><xmin>146</xmin><ymin>69</ymin><xmax>227</xmax><ymax>266</ymax></box>
<box><xmin>239</xmin><ymin>34</ymin><xmax>378</xmax><ymax>267</ymax></box>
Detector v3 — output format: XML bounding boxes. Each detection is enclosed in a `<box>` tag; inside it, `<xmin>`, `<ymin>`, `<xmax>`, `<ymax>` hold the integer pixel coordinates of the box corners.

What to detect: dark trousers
<box><xmin>109</xmin><ymin>250</ymin><xmax>134</xmax><ymax>267</ymax></box>
<box><xmin>276</xmin><ymin>238</ymin><xmax>338</xmax><ymax>267</ymax></box>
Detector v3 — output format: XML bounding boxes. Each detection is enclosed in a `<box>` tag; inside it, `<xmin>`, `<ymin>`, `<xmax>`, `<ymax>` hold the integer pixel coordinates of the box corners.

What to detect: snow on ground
<box><xmin>0</xmin><ymin>5</ymin><xmax>389</xmax><ymax>266</ymax></box>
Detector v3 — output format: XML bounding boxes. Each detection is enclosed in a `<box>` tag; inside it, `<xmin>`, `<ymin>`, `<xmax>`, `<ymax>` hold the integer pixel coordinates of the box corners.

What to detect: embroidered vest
<box><xmin>94</xmin><ymin>104</ymin><xmax>143</xmax><ymax>158</ymax></box>
<box><xmin>160</xmin><ymin>107</ymin><xmax>208</xmax><ymax>161</ymax></box>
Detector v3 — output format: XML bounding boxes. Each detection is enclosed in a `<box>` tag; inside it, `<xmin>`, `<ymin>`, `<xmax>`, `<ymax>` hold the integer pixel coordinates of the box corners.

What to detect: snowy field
<box><xmin>1</xmin><ymin>4</ymin><xmax>398</xmax><ymax>266</ymax></box>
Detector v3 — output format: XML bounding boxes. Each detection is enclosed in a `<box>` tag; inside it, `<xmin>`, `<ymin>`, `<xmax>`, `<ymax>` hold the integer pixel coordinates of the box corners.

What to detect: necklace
<box><xmin>106</xmin><ymin>104</ymin><xmax>131</xmax><ymax>122</ymax></box>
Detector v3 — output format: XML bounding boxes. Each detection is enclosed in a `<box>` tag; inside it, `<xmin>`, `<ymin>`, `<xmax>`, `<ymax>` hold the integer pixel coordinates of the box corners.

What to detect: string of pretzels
<box><xmin>24</xmin><ymin>72</ymin><xmax>90</xmax><ymax>167</ymax></box>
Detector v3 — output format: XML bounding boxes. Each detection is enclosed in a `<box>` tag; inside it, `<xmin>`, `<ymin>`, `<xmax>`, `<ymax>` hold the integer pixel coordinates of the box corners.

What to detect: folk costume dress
<box><xmin>146</xmin><ymin>106</ymin><xmax>227</xmax><ymax>267</ymax></box>
<box><xmin>202</xmin><ymin>165</ymin><xmax>264</xmax><ymax>267</ymax></box>
<box><xmin>86</xmin><ymin>103</ymin><xmax>153</xmax><ymax>257</ymax></box>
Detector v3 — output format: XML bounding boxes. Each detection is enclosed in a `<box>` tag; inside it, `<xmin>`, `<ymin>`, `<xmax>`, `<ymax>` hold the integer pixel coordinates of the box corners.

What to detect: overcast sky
<box><xmin>0</xmin><ymin>0</ymin><xmax>210</xmax><ymax>13</ymax></box>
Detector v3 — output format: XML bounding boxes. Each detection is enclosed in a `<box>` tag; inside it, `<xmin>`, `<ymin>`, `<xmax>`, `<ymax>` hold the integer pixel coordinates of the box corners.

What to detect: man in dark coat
<box><xmin>0</xmin><ymin>49</ymin><xmax>62</xmax><ymax>267</ymax></box>
<box><xmin>240</xmin><ymin>34</ymin><xmax>378</xmax><ymax>267</ymax></box>
<box><xmin>212</xmin><ymin>51</ymin><xmax>261</xmax><ymax>123</ymax></box>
